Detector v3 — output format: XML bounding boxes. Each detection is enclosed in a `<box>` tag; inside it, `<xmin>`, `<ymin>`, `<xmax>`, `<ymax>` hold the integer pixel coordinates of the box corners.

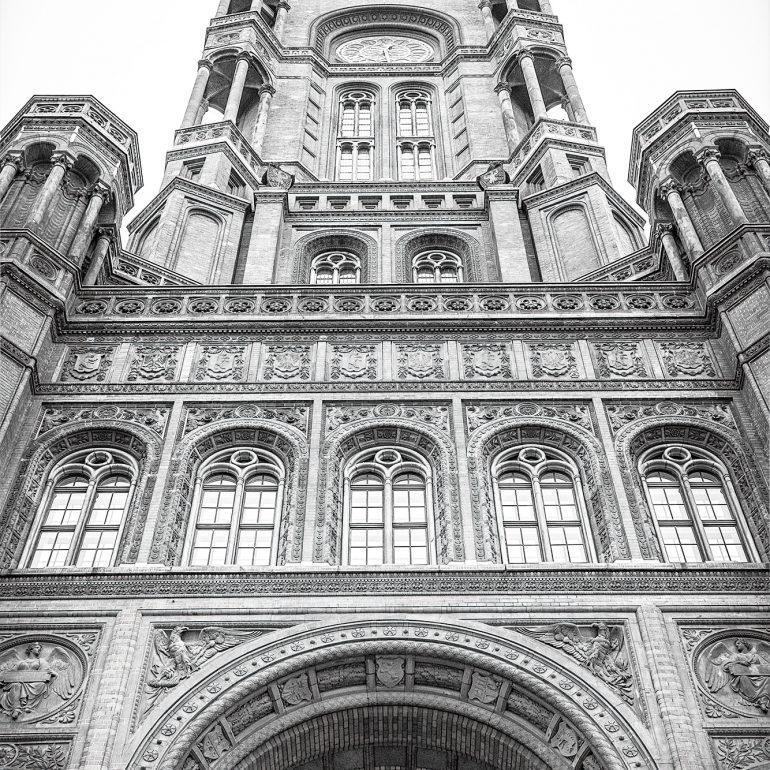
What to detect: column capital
<box><xmin>276</xmin><ymin>0</ymin><xmax>290</xmax><ymax>9</ymax></box>
<box><xmin>2</xmin><ymin>152</ymin><xmax>23</xmax><ymax>171</ymax></box>
<box><xmin>494</xmin><ymin>81</ymin><xmax>512</xmax><ymax>95</ymax></box>
<box><xmin>50</xmin><ymin>151</ymin><xmax>75</xmax><ymax>170</ymax></box>
<box><xmin>197</xmin><ymin>59</ymin><xmax>214</xmax><ymax>72</ymax></box>
<box><xmin>655</xmin><ymin>222</ymin><xmax>675</xmax><ymax>236</ymax></box>
<box><xmin>91</xmin><ymin>180</ymin><xmax>112</xmax><ymax>202</ymax></box>
<box><xmin>658</xmin><ymin>179</ymin><xmax>682</xmax><ymax>199</ymax></box>
<box><xmin>478</xmin><ymin>0</ymin><xmax>493</xmax><ymax>8</ymax></box>
<box><xmin>236</xmin><ymin>51</ymin><xmax>252</xmax><ymax>64</ymax></box>
<box><xmin>515</xmin><ymin>48</ymin><xmax>536</xmax><ymax>65</ymax></box>
<box><xmin>696</xmin><ymin>147</ymin><xmax>721</xmax><ymax>166</ymax></box>
<box><xmin>258</xmin><ymin>83</ymin><xmax>276</xmax><ymax>96</ymax></box>
<box><xmin>747</xmin><ymin>148</ymin><xmax>768</xmax><ymax>165</ymax></box>
<box><xmin>555</xmin><ymin>55</ymin><xmax>573</xmax><ymax>70</ymax></box>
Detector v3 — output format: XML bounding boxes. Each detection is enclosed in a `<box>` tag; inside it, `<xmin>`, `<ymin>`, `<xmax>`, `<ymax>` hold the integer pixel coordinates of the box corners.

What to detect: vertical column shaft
<box><xmin>495</xmin><ymin>84</ymin><xmax>520</xmax><ymax>153</ymax></box>
<box><xmin>539</xmin><ymin>0</ymin><xmax>553</xmax><ymax>12</ymax></box>
<box><xmin>252</xmin><ymin>85</ymin><xmax>275</xmax><ymax>154</ymax></box>
<box><xmin>749</xmin><ymin>149</ymin><xmax>770</xmax><ymax>192</ymax></box>
<box><xmin>518</xmin><ymin>51</ymin><xmax>547</xmax><ymax>120</ymax></box>
<box><xmin>83</xmin><ymin>229</ymin><xmax>113</xmax><ymax>285</ymax></box>
<box><xmin>560</xmin><ymin>97</ymin><xmax>575</xmax><ymax>122</ymax></box>
<box><xmin>699</xmin><ymin>149</ymin><xmax>748</xmax><ymax>225</ymax></box>
<box><xmin>661</xmin><ymin>181</ymin><xmax>704</xmax><ymax>261</ymax></box>
<box><xmin>26</xmin><ymin>153</ymin><xmax>70</xmax><ymax>230</ymax></box>
<box><xmin>0</xmin><ymin>156</ymin><xmax>21</xmax><ymax>203</ymax></box>
<box><xmin>70</xmin><ymin>184</ymin><xmax>109</xmax><ymax>262</ymax></box>
<box><xmin>181</xmin><ymin>61</ymin><xmax>213</xmax><ymax>129</ymax></box>
<box><xmin>657</xmin><ymin>223</ymin><xmax>689</xmax><ymax>281</ymax></box>
<box><xmin>224</xmin><ymin>56</ymin><xmax>250</xmax><ymax>124</ymax></box>
<box><xmin>506</xmin><ymin>0</ymin><xmax>519</xmax><ymax>9</ymax></box>
<box><xmin>478</xmin><ymin>0</ymin><xmax>497</xmax><ymax>40</ymax></box>
<box><xmin>194</xmin><ymin>98</ymin><xmax>210</xmax><ymax>127</ymax></box>
<box><xmin>557</xmin><ymin>57</ymin><xmax>589</xmax><ymax>124</ymax></box>
<box><xmin>272</xmin><ymin>1</ymin><xmax>290</xmax><ymax>41</ymax></box>
<box><xmin>216</xmin><ymin>0</ymin><xmax>230</xmax><ymax>16</ymax></box>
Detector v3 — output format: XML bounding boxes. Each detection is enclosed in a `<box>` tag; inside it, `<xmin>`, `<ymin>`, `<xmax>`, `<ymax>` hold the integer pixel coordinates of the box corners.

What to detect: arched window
<box><xmin>336</xmin><ymin>89</ymin><xmax>375</xmax><ymax>181</ymax></box>
<box><xmin>396</xmin><ymin>89</ymin><xmax>436</xmax><ymax>180</ymax></box>
<box><xmin>185</xmin><ymin>449</ymin><xmax>284</xmax><ymax>567</ymax></box>
<box><xmin>412</xmin><ymin>251</ymin><xmax>464</xmax><ymax>283</ymax></box>
<box><xmin>310</xmin><ymin>251</ymin><xmax>361</xmax><ymax>285</ymax></box>
<box><xmin>640</xmin><ymin>446</ymin><xmax>756</xmax><ymax>563</ymax></box>
<box><xmin>492</xmin><ymin>447</ymin><xmax>594</xmax><ymax>564</ymax></box>
<box><xmin>24</xmin><ymin>450</ymin><xmax>137</xmax><ymax>568</ymax></box>
<box><xmin>344</xmin><ymin>448</ymin><xmax>433</xmax><ymax>566</ymax></box>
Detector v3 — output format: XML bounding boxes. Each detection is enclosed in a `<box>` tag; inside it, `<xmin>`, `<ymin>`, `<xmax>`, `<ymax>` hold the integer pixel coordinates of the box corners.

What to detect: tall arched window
<box><xmin>185</xmin><ymin>449</ymin><xmax>284</xmax><ymax>567</ymax></box>
<box><xmin>336</xmin><ymin>89</ymin><xmax>375</xmax><ymax>181</ymax></box>
<box><xmin>310</xmin><ymin>252</ymin><xmax>361</xmax><ymax>285</ymax></box>
<box><xmin>344</xmin><ymin>448</ymin><xmax>434</xmax><ymax>566</ymax></box>
<box><xmin>412</xmin><ymin>251</ymin><xmax>464</xmax><ymax>283</ymax></box>
<box><xmin>396</xmin><ymin>89</ymin><xmax>436</xmax><ymax>180</ymax></box>
<box><xmin>640</xmin><ymin>446</ymin><xmax>756</xmax><ymax>563</ymax></box>
<box><xmin>24</xmin><ymin>449</ymin><xmax>137</xmax><ymax>568</ymax></box>
<box><xmin>492</xmin><ymin>446</ymin><xmax>594</xmax><ymax>564</ymax></box>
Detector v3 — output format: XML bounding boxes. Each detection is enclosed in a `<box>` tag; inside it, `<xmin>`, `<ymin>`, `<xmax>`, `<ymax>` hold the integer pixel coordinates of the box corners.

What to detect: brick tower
<box><xmin>1</xmin><ymin>1</ymin><xmax>769</xmax><ymax>769</ymax></box>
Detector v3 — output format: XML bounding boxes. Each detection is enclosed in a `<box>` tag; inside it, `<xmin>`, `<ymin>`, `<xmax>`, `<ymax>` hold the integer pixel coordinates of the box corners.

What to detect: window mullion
<box><xmin>67</xmin><ymin>477</ymin><xmax>97</xmax><ymax>567</ymax></box>
<box><xmin>384</xmin><ymin>477</ymin><xmax>394</xmax><ymax>564</ymax></box>
<box><xmin>532</xmin><ymin>477</ymin><xmax>552</xmax><ymax>561</ymax></box>
<box><xmin>269</xmin><ymin>478</ymin><xmax>286</xmax><ymax>566</ymax></box>
<box><xmin>682</xmin><ymin>475</ymin><xmax>713</xmax><ymax>560</ymax></box>
<box><xmin>227</xmin><ymin>478</ymin><xmax>247</xmax><ymax>565</ymax></box>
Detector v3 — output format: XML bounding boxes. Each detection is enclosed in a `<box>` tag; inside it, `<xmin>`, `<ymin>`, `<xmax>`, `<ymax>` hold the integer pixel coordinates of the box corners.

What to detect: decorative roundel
<box><xmin>337</xmin><ymin>36</ymin><xmax>434</xmax><ymax>64</ymax></box>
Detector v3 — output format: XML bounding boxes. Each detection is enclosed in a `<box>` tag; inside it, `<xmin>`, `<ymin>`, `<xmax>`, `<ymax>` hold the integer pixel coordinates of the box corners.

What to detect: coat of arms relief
<box><xmin>593</xmin><ymin>342</ymin><xmax>648</xmax><ymax>378</ymax></box>
<box><xmin>397</xmin><ymin>345</ymin><xmax>445</xmax><ymax>380</ymax></box>
<box><xmin>330</xmin><ymin>345</ymin><xmax>378</xmax><ymax>380</ymax></box>
<box><xmin>263</xmin><ymin>345</ymin><xmax>311</xmax><ymax>380</ymax></box>
<box><xmin>128</xmin><ymin>346</ymin><xmax>179</xmax><ymax>381</ymax></box>
<box><xmin>462</xmin><ymin>344</ymin><xmax>513</xmax><ymax>379</ymax></box>
<box><xmin>61</xmin><ymin>346</ymin><xmax>113</xmax><ymax>382</ymax></box>
<box><xmin>194</xmin><ymin>345</ymin><xmax>245</xmax><ymax>381</ymax></box>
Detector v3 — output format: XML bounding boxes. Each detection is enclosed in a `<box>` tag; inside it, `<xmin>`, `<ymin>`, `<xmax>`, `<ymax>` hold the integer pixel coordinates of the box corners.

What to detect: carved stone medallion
<box><xmin>280</xmin><ymin>673</ymin><xmax>312</xmax><ymax>706</ymax></box>
<box><xmin>330</xmin><ymin>345</ymin><xmax>377</xmax><ymax>381</ymax></box>
<box><xmin>397</xmin><ymin>344</ymin><xmax>444</xmax><ymax>380</ymax></box>
<box><xmin>128</xmin><ymin>346</ymin><xmax>179</xmax><ymax>381</ymax></box>
<box><xmin>594</xmin><ymin>342</ymin><xmax>648</xmax><ymax>378</ymax></box>
<box><xmin>61</xmin><ymin>347</ymin><xmax>113</xmax><ymax>382</ymax></box>
<box><xmin>468</xmin><ymin>672</ymin><xmax>500</xmax><ymax>704</ymax></box>
<box><xmin>263</xmin><ymin>345</ymin><xmax>311</xmax><ymax>381</ymax></box>
<box><xmin>529</xmin><ymin>343</ymin><xmax>579</xmax><ymax>379</ymax></box>
<box><xmin>660</xmin><ymin>342</ymin><xmax>717</xmax><ymax>377</ymax></box>
<box><xmin>376</xmin><ymin>656</ymin><xmax>405</xmax><ymax>688</ymax></box>
<box><xmin>462</xmin><ymin>344</ymin><xmax>512</xmax><ymax>379</ymax></box>
<box><xmin>195</xmin><ymin>346</ymin><xmax>245</xmax><ymax>381</ymax></box>
<box><xmin>551</xmin><ymin>720</ymin><xmax>580</xmax><ymax>757</ymax></box>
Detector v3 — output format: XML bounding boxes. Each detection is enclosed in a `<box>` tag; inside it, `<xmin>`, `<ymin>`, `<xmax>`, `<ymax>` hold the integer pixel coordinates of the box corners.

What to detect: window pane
<box><xmin>692</xmin><ymin>484</ymin><xmax>732</xmax><ymax>521</ymax></box>
<box><xmin>542</xmin><ymin>484</ymin><xmax>578</xmax><ymax>521</ymax></box>
<box><xmin>439</xmin><ymin>267</ymin><xmax>458</xmax><ymax>283</ymax></box>
<box><xmin>706</xmin><ymin>526</ymin><xmax>747</xmax><ymax>562</ymax></box>
<box><xmin>339</xmin><ymin>269</ymin><xmax>358</xmax><ymax>285</ymax></box>
<box><xmin>315</xmin><ymin>268</ymin><xmax>333</xmax><ymax>285</ymax></box>
<box><xmin>350</xmin><ymin>486</ymin><xmax>384</xmax><ymax>524</ymax></box>
<box><xmin>660</xmin><ymin>525</ymin><xmax>702</xmax><ymax>563</ymax></box>
<box><xmin>191</xmin><ymin>529</ymin><xmax>229</xmax><ymax>566</ymax></box>
<box><xmin>400</xmin><ymin>146</ymin><xmax>416</xmax><ymax>180</ymax></box>
<box><xmin>46</xmin><ymin>490</ymin><xmax>86</xmax><ymax>527</ymax></box>
<box><xmin>358</xmin><ymin>103</ymin><xmax>371</xmax><ymax>135</ymax></box>
<box><xmin>500</xmin><ymin>486</ymin><xmax>535</xmax><ymax>522</ymax></box>
<box><xmin>349</xmin><ymin>529</ymin><xmax>383</xmax><ymax>565</ymax></box>
<box><xmin>340</xmin><ymin>104</ymin><xmax>355</xmax><ymax>136</ymax></box>
<box><xmin>393</xmin><ymin>527</ymin><xmax>428</xmax><ymax>565</ymax></box>
<box><xmin>356</xmin><ymin>146</ymin><xmax>371</xmax><ymax>181</ymax></box>
<box><xmin>416</xmin><ymin>267</ymin><xmax>433</xmax><ymax>283</ymax></box>
<box><xmin>393</xmin><ymin>487</ymin><xmax>426</xmax><ymax>523</ymax></box>
<box><xmin>75</xmin><ymin>530</ymin><xmax>118</xmax><ymax>568</ymax></box>
<box><xmin>417</xmin><ymin>147</ymin><xmax>432</xmax><ymax>179</ymax></box>
<box><xmin>236</xmin><ymin>529</ymin><xmax>273</xmax><ymax>566</ymax></box>
<box><xmin>89</xmin><ymin>489</ymin><xmax>128</xmax><ymax>527</ymax></box>
<box><xmin>339</xmin><ymin>147</ymin><xmax>354</xmax><ymax>181</ymax></box>
<box><xmin>504</xmin><ymin>526</ymin><xmax>541</xmax><ymax>564</ymax></box>
<box><xmin>548</xmin><ymin>525</ymin><xmax>587</xmax><ymax>563</ymax></box>
<box><xmin>415</xmin><ymin>103</ymin><xmax>430</xmax><ymax>135</ymax></box>
<box><xmin>399</xmin><ymin>103</ymin><xmax>412</xmax><ymax>134</ymax></box>
<box><xmin>649</xmin><ymin>484</ymin><xmax>688</xmax><ymax>521</ymax></box>
<box><xmin>30</xmin><ymin>531</ymin><xmax>73</xmax><ymax>568</ymax></box>
<box><xmin>199</xmin><ymin>486</ymin><xmax>235</xmax><ymax>525</ymax></box>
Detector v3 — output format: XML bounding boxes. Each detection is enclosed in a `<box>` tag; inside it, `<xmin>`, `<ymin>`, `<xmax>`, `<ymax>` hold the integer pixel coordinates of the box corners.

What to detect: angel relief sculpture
<box><xmin>526</xmin><ymin>623</ymin><xmax>634</xmax><ymax>702</ymax></box>
<box><xmin>700</xmin><ymin>637</ymin><xmax>770</xmax><ymax>714</ymax></box>
<box><xmin>0</xmin><ymin>641</ymin><xmax>80</xmax><ymax>722</ymax></box>
<box><xmin>145</xmin><ymin>626</ymin><xmax>261</xmax><ymax>710</ymax></box>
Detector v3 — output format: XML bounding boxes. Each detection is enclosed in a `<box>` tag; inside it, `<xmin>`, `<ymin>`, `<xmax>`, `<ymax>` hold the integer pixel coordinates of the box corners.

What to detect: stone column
<box><xmin>495</xmin><ymin>83</ymin><xmax>520</xmax><ymax>153</ymax></box>
<box><xmin>560</xmin><ymin>96</ymin><xmax>575</xmax><ymax>122</ymax></box>
<box><xmin>539</xmin><ymin>0</ymin><xmax>553</xmax><ymax>12</ymax></box>
<box><xmin>272</xmin><ymin>1</ymin><xmax>290</xmax><ymax>41</ymax></box>
<box><xmin>660</xmin><ymin>180</ymin><xmax>704</xmax><ymax>261</ymax></box>
<box><xmin>657</xmin><ymin>223</ymin><xmax>689</xmax><ymax>281</ymax></box>
<box><xmin>749</xmin><ymin>148</ymin><xmax>770</xmax><ymax>193</ymax></box>
<box><xmin>506</xmin><ymin>0</ymin><xmax>519</xmax><ymax>9</ymax></box>
<box><xmin>194</xmin><ymin>98</ymin><xmax>210</xmax><ymax>127</ymax></box>
<box><xmin>224</xmin><ymin>55</ymin><xmax>250</xmax><ymax>124</ymax></box>
<box><xmin>517</xmin><ymin>50</ymin><xmax>547</xmax><ymax>120</ymax></box>
<box><xmin>70</xmin><ymin>183</ymin><xmax>110</xmax><ymax>263</ymax></box>
<box><xmin>556</xmin><ymin>56</ymin><xmax>588</xmax><ymax>124</ymax></box>
<box><xmin>216</xmin><ymin>0</ymin><xmax>231</xmax><ymax>15</ymax></box>
<box><xmin>478</xmin><ymin>0</ymin><xmax>497</xmax><ymax>40</ymax></box>
<box><xmin>698</xmin><ymin>148</ymin><xmax>747</xmax><ymax>225</ymax></box>
<box><xmin>25</xmin><ymin>152</ymin><xmax>71</xmax><ymax>231</ymax></box>
<box><xmin>83</xmin><ymin>229</ymin><xmax>113</xmax><ymax>285</ymax></box>
<box><xmin>0</xmin><ymin>154</ymin><xmax>22</xmax><ymax>203</ymax></box>
<box><xmin>181</xmin><ymin>60</ymin><xmax>213</xmax><ymax>129</ymax></box>
<box><xmin>252</xmin><ymin>84</ymin><xmax>275</xmax><ymax>154</ymax></box>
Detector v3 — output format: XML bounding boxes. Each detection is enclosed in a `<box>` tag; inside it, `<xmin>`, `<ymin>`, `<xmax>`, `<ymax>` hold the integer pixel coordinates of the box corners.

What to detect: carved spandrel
<box><xmin>38</xmin><ymin>404</ymin><xmax>169</xmax><ymax>437</ymax></box>
<box><xmin>465</xmin><ymin>402</ymin><xmax>593</xmax><ymax>434</ymax></box>
<box><xmin>605</xmin><ymin>400</ymin><xmax>736</xmax><ymax>434</ymax></box>
<box><xmin>182</xmin><ymin>404</ymin><xmax>310</xmax><ymax>437</ymax></box>
<box><xmin>325</xmin><ymin>403</ymin><xmax>450</xmax><ymax>434</ymax></box>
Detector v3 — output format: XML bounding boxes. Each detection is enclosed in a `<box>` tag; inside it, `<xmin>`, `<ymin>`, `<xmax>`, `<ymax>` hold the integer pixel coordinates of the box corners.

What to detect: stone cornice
<box><xmin>0</xmin><ymin>566</ymin><xmax>767</xmax><ymax>598</ymax></box>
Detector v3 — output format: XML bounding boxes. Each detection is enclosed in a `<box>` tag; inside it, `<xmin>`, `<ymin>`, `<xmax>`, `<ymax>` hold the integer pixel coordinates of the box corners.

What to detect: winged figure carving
<box><xmin>701</xmin><ymin>637</ymin><xmax>770</xmax><ymax>713</ymax></box>
<box><xmin>0</xmin><ymin>641</ymin><xmax>79</xmax><ymax>720</ymax></box>
<box><xmin>526</xmin><ymin>623</ymin><xmax>633</xmax><ymax>702</ymax></box>
<box><xmin>146</xmin><ymin>626</ymin><xmax>261</xmax><ymax>707</ymax></box>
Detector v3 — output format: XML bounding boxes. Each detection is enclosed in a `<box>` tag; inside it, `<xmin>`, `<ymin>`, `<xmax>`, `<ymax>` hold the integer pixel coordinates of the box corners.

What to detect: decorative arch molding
<box><xmin>311</xmin><ymin>6</ymin><xmax>460</xmax><ymax>58</ymax></box>
<box><xmin>291</xmin><ymin>229</ymin><xmax>379</xmax><ymax>284</ymax></box>
<box><xmin>0</xmin><ymin>422</ymin><xmax>161</xmax><ymax>569</ymax></box>
<box><xmin>547</xmin><ymin>201</ymin><xmax>604</xmax><ymax>280</ymax></box>
<box><xmin>314</xmin><ymin>419</ymin><xmax>463</xmax><ymax>564</ymax></box>
<box><xmin>466</xmin><ymin>419</ymin><xmax>630</xmax><ymax>562</ymax></box>
<box><xmin>395</xmin><ymin>228</ymin><xmax>487</xmax><ymax>283</ymax></box>
<box><xmin>125</xmin><ymin>617</ymin><xmax>661</xmax><ymax>770</ymax></box>
<box><xmin>614</xmin><ymin>418</ymin><xmax>770</xmax><ymax>562</ymax></box>
<box><xmin>149</xmin><ymin>420</ymin><xmax>309</xmax><ymax>566</ymax></box>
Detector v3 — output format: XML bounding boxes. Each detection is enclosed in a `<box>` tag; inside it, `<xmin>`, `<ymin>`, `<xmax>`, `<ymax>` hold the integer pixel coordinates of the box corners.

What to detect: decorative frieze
<box><xmin>659</xmin><ymin>341</ymin><xmax>717</xmax><ymax>377</ymax></box>
<box><xmin>37</xmin><ymin>404</ymin><xmax>169</xmax><ymax>437</ymax></box>
<box><xmin>593</xmin><ymin>342</ymin><xmax>648</xmax><ymax>378</ymax></box>
<box><xmin>605</xmin><ymin>400</ymin><xmax>735</xmax><ymax>434</ymax></box>
<box><xmin>465</xmin><ymin>401</ymin><xmax>593</xmax><ymax>434</ymax></box>
<box><xmin>396</xmin><ymin>344</ymin><xmax>445</xmax><ymax>380</ymax></box>
<box><xmin>263</xmin><ymin>345</ymin><xmax>312</xmax><ymax>381</ymax></box>
<box><xmin>182</xmin><ymin>403</ymin><xmax>310</xmax><ymax>437</ymax></box>
<box><xmin>714</xmin><ymin>736</ymin><xmax>770</xmax><ymax>770</ymax></box>
<box><xmin>329</xmin><ymin>344</ymin><xmax>378</xmax><ymax>381</ymax></box>
<box><xmin>128</xmin><ymin>346</ymin><xmax>180</xmax><ymax>381</ymax></box>
<box><xmin>325</xmin><ymin>403</ymin><xmax>450</xmax><ymax>434</ymax></box>
<box><xmin>61</xmin><ymin>346</ymin><xmax>113</xmax><ymax>382</ymax></box>
<box><xmin>462</xmin><ymin>344</ymin><xmax>513</xmax><ymax>379</ymax></box>
<box><xmin>528</xmin><ymin>343</ymin><xmax>579</xmax><ymax>379</ymax></box>
<box><xmin>194</xmin><ymin>345</ymin><xmax>246</xmax><ymax>381</ymax></box>
<box><xmin>0</xmin><ymin>742</ymin><xmax>71</xmax><ymax>770</ymax></box>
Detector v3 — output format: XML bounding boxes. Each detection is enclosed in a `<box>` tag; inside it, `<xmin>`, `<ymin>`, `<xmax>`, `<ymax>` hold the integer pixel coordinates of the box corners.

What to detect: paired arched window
<box><xmin>25</xmin><ymin>450</ymin><xmax>137</xmax><ymax>568</ymax></box>
<box><xmin>336</xmin><ymin>90</ymin><xmax>375</xmax><ymax>181</ymax></box>
<box><xmin>344</xmin><ymin>448</ymin><xmax>434</xmax><ymax>566</ymax></box>
<box><xmin>412</xmin><ymin>251</ymin><xmax>464</xmax><ymax>283</ymax></box>
<box><xmin>310</xmin><ymin>251</ymin><xmax>361</xmax><ymax>285</ymax></box>
<box><xmin>185</xmin><ymin>449</ymin><xmax>284</xmax><ymax>567</ymax></box>
<box><xmin>640</xmin><ymin>446</ymin><xmax>755</xmax><ymax>563</ymax></box>
<box><xmin>396</xmin><ymin>90</ymin><xmax>436</xmax><ymax>181</ymax></box>
<box><xmin>492</xmin><ymin>447</ymin><xmax>594</xmax><ymax>564</ymax></box>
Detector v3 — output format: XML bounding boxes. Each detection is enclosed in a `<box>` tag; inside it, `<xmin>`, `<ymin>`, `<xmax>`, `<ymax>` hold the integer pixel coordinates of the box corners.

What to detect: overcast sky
<box><xmin>1</xmin><ymin>0</ymin><xmax>768</xmax><ymax>233</ymax></box>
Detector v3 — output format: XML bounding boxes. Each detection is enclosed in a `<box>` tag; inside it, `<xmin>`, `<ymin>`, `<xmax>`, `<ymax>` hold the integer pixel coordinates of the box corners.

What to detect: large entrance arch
<box><xmin>126</xmin><ymin>618</ymin><xmax>662</xmax><ymax>770</ymax></box>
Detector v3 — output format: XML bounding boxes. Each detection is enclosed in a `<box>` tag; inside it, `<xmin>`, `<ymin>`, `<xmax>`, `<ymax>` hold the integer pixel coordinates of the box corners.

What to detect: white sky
<box><xmin>1</xmin><ymin>0</ymin><xmax>768</xmax><ymax>233</ymax></box>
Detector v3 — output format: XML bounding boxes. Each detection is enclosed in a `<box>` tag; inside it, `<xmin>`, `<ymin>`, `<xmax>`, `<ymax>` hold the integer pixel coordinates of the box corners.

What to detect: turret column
<box><xmin>70</xmin><ymin>182</ymin><xmax>110</xmax><ymax>263</ymax></box>
<box><xmin>224</xmin><ymin>55</ymin><xmax>250</xmax><ymax>124</ymax></box>
<box><xmin>495</xmin><ymin>83</ymin><xmax>521</xmax><ymax>153</ymax></box>
<box><xmin>557</xmin><ymin>57</ymin><xmax>589</xmax><ymax>124</ymax></box>
<box><xmin>25</xmin><ymin>152</ymin><xmax>72</xmax><ymax>231</ymax></box>
<box><xmin>252</xmin><ymin>85</ymin><xmax>275</xmax><ymax>155</ymax></box>
<box><xmin>657</xmin><ymin>223</ymin><xmax>689</xmax><ymax>281</ymax></box>
<box><xmin>273</xmin><ymin>1</ymin><xmax>291</xmax><ymax>42</ymax></box>
<box><xmin>506</xmin><ymin>0</ymin><xmax>519</xmax><ymax>9</ymax></box>
<box><xmin>660</xmin><ymin>180</ymin><xmax>704</xmax><ymax>261</ymax></box>
<box><xmin>0</xmin><ymin>154</ymin><xmax>22</xmax><ymax>203</ymax></box>
<box><xmin>560</xmin><ymin>96</ymin><xmax>575</xmax><ymax>122</ymax></box>
<box><xmin>478</xmin><ymin>1</ymin><xmax>497</xmax><ymax>40</ymax></box>
<box><xmin>83</xmin><ymin>229</ymin><xmax>113</xmax><ymax>285</ymax></box>
<box><xmin>539</xmin><ymin>0</ymin><xmax>553</xmax><ymax>12</ymax></box>
<box><xmin>181</xmin><ymin>61</ymin><xmax>213</xmax><ymax>129</ymax></box>
<box><xmin>748</xmin><ymin>148</ymin><xmax>770</xmax><ymax>192</ymax></box>
<box><xmin>216</xmin><ymin>0</ymin><xmax>230</xmax><ymax>16</ymax></box>
<box><xmin>698</xmin><ymin>148</ymin><xmax>747</xmax><ymax>225</ymax></box>
<box><xmin>517</xmin><ymin>51</ymin><xmax>548</xmax><ymax>121</ymax></box>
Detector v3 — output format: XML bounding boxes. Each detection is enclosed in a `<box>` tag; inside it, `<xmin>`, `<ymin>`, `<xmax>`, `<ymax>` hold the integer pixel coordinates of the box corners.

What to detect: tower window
<box><xmin>310</xmin><ymin>251</ymin><xmax>361</xmax><ymax>285</ymax></box>
<box><xmin>412</xmin><ymin>250</ymin><xmax>463</xmax><ymax>284</ymax></box>
<box><xmin>336</xmin><ymin>89</ymin><xmax>375</xmax><ymax>181</ymax></box>
<box><xmin>182</xmin><ymin>159</ymin><xmax>204</xmax><ymax>182</ymax></box>
<box><xmin>396</xmin><ymin>89</ymin><xmax>437</xmax><ymax>181</ymax></box>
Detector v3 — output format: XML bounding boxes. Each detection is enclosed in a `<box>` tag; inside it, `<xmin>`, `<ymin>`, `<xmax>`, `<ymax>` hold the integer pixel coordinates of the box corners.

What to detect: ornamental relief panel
<box><xmin>0</xmin><ymin>631</ymin><xmax>98</xmax><ymax>726</ymax></box>
<box><xmin>659</xmin><ymin>341</ymin><xmax>718</xmax><ymax>378</ymax></box>
<box><xmin>182</xmin><ymin>404</ymin><xmax>310</xmax><ymax>438</ymax></box>
<box><xmin>681</xmin><ymin>627</ymin><xmax>770</xmax><ymax>719</ymax></box>
<box><xmin>128</xmin><ymin>346</ymin><xmax>180</xmax><ymax>382</ymax></box>
<box><xmin>528</xmin><ymin>343</ymin><xmax>580</xmax><ymax>379</ymax></box>
<box><xmin>713</xmin><ymin>736</ymin><xmax>770</xmax><ymax>770</ymax></box>
<box><xmin>465</xmin><ymin>402</ymin><xmax>594</xmax><ymax>435</ymax></box>
<box><xmin>396</xmin><ymin>344</ymin><xmax>445</xmax><ymax>380</ymax></box>
<box><xmin>461</xmin><ymin>344</ymin><xmax>513</xmax><ymax>380</ymax></box>
<box><xmin>329</xmin><ymin>344</ymin><xmax>378</xmax><ymax>381</ymax></box>
<box><xmin>262</xmin><ymin>345</ymin><xmax>312</xmax><ymax>381</ymax></box>
<box><xmin>194</xmin><ymin>346</ymin><xmax>246</xmax><ymax>382</ymax></box>
<box><xmin>60</xmin><ymin>346</ymin><xmax>114</xmax><ymax>382</ymax></box>
<box><xmin>605</xmin><ymin>400</ymin><xmax>736</xmax><ymax>435</ymax></box>
<box><xmin>325</xmin><ymin>403</ymin><xmax>450</xmax><ymax>434</ymax></box>
<box><xmin>0</xmin><ymin>741</ymin><xmax>71</xmax><ymax>770</ymax></box>
<box><xmin>36</xmin><ymin>404</ymin><xmax>170</xmax><ymax>438</ymax></box>
<box><xmin>592</xmin><ymin>342</ymin><xmax>648</xmax><ymax>379</ymax></box>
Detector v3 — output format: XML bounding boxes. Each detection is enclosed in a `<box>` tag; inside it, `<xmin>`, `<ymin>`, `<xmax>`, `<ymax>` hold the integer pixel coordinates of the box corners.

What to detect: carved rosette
<box><xmin>60</xmin><ymin>346</ymin><xmax>114</xmax><ymax>382</ymax></box>
<box><xmin>127</xmin><ymin>346</ymin><xmax>180</xmax><ymax>382</ymax></box>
